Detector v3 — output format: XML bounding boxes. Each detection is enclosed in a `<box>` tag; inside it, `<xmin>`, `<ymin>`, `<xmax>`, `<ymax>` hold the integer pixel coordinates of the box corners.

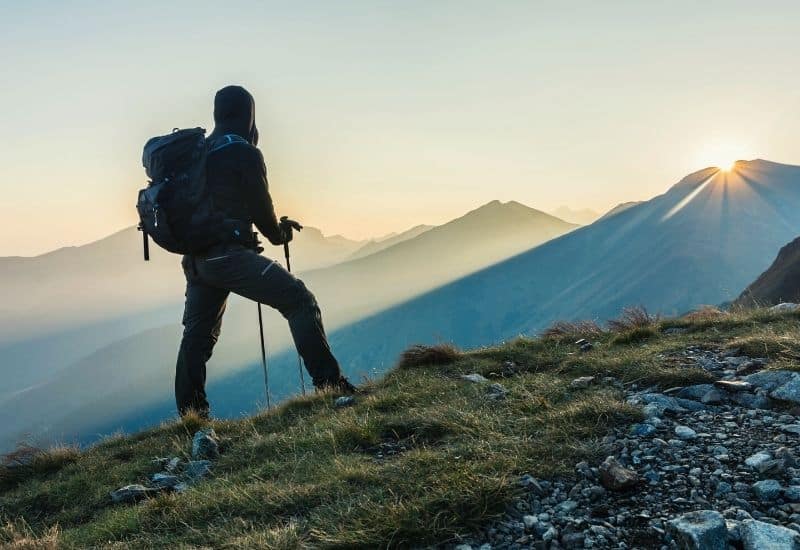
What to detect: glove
<box><xmin>279</xmin><ymin>216</ymin><xmax>303</xmax><ymax>244</ymax></box>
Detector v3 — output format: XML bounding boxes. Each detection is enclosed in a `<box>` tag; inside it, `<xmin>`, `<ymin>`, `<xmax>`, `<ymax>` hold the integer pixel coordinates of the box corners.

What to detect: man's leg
<box><xmin>175</xmin><ymin>257</ymin><xmax>229</xmax><ymax>416</ymax></box>
<box><xmin>200</xmin><ymin>250</ymin><xmax>343</xmax><ymax>387</ymax></box>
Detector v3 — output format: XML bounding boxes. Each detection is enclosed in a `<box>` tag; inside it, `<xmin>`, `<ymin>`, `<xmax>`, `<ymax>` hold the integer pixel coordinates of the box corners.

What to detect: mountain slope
<box><xmin>736</xmin><ymin>234</ymin><xmax>800</xmax><ymax>306</ymax></box>
<box><xmin>347</xmin><ymin>224</ymin><xmax>434</xmax><ymax>260</ymax></box>
<box><xmin>328</xmin><ymin>160</ymin><xmax>800</xmax><ymax>370</ymax></box>
<box><xmin>550</xmin><ymin>205</ymin><xmax>601</xmax><ymax>225</ymax></box>
<box><xmin>598</xmin><ymin>201</ymin><xmax>642</xmax><ymax>221</ymax></box>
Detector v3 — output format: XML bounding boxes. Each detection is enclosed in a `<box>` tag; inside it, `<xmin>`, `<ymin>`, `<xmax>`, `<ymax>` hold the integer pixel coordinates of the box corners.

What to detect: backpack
<box><xmin>136</xmin><ymin>128</ymin><xmax>247</xmax><ymax>260</ymax></box>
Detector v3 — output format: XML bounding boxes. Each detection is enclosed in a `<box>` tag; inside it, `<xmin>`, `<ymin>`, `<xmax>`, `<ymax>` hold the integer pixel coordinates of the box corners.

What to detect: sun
<box><xmin>695</xmin><ymin>141</ymin><xmax>751</xmax><ymax>173</ymax></box>
<box><xmin>717</xmin><ymin>158</ymin><xmax>738</xmax><ymax>172</ymax></box>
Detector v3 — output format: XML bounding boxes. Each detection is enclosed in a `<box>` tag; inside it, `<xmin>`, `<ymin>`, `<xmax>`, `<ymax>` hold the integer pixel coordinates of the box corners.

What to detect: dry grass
<box><xmin>541</xmin><ymin>320</ymin><xmax>604</xmax><ymax>341</ymax></box>
<box><xmin>683</xmin><ymin>305</ymin><xmax>728</xmax><ymax>322</ymax></box>
<box><xmin>397</xmin><ymin>343</ymin><xmax>461</xmax><ymax>369</ymax></box>
<box><xmin>1</xmin><ymin>445</ymin><xmax>79</xmax><ymax>492</ymax></box>
<box><xmin>0</xmin><ymin>520</ymin><xmax>60</xmax><ymax>549</ymax></box>
<box><xmin>607</xmin><ymin>306</ymin><xmax>660</xmax><ymax>332</ymax></box>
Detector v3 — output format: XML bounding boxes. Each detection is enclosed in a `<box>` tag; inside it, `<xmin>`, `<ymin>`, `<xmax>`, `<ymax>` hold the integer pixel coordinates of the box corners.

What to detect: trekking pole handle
<box><xmin>138</xmin><ymin>224</ymin><xmax>150</xmax><ymax>261</ymax></box>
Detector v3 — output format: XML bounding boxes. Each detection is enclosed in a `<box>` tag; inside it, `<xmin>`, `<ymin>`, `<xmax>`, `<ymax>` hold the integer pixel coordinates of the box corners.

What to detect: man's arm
<box><xmin>240</xmin><ymin>147</ymin><xmax>286</xmax><ymax>246</ymax></box>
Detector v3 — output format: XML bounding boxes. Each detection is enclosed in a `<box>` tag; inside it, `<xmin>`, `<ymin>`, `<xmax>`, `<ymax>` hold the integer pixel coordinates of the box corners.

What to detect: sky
<box><xmin>1</xmin><ymin>0</ymin><xmax>799</xmax><ymax>256</ymax></box>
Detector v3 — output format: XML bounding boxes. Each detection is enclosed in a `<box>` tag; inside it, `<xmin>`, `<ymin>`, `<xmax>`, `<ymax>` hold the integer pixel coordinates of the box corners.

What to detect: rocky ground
<box><xmin>455</xmin><ymin>327</ymin><xmax>800</xmax><ymax>548</ymax></box>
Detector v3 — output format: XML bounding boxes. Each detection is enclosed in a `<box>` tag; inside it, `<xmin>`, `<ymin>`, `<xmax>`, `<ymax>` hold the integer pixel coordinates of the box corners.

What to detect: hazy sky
<box><xmin>1</xmin><ymin>0</ymin><xmax>799</xmax><ymax>255</ymax></box>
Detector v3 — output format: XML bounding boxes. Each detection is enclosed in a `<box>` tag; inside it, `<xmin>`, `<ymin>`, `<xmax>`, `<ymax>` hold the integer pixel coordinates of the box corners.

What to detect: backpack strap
<box><xmin>207</xmin><ymin>134</ymin><xmax>249</xmax><ymax>154</ymax></box>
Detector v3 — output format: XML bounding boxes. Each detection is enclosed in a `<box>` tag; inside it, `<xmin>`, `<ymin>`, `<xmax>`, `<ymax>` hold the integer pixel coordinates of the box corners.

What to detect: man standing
<box><xmin>175</xmin><ymin>85</ymin><xmax>355</xmax><ymax>417</ymax></box>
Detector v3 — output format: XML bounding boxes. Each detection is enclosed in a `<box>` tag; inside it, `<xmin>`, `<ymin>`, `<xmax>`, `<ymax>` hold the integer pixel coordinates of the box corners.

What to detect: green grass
<box><xmin>2</xmin><ymin>307</ymin><xmax>800</xmax><ymax>548</ymax></box>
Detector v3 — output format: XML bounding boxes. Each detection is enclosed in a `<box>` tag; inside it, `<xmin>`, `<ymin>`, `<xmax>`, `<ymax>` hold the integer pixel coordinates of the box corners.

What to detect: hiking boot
<box><xmin>315</xmin><ymin>376</ymin><xmax>360</xmax><ymax>395</ymax></box>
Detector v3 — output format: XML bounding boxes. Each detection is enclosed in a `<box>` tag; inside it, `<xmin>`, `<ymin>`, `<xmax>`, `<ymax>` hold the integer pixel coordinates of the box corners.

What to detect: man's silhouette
<box><xmin>175</xmin><ymin>85</ymin><xmax>355</xmax><ymax>417</ymax></box>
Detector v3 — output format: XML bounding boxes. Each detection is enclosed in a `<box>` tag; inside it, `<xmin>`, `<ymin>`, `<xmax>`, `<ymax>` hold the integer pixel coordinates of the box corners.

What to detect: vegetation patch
<box><xmin>1</xmin><ymin>307</ymin><xmax>797</xmax><ymax>547</ymax></box>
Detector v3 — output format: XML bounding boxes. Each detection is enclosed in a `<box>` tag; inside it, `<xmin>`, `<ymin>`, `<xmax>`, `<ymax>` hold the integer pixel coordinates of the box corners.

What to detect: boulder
<box><xmin>334</xmin><ymin>396</ymin><xmax>356</xmax><ymax>407</ymax></box>
<box><xmin>740</xmin><ymin>519</ymin><xmax>800</xmax><ymax>549</ymax></box>
<box><xmin>745</xmin><ymin>451</ymin><xmax>773</xmax><ymax>470</ymax></box>
<box><xmin>599</xmin><ymin>456</ymin><xmax>638</xmax><ymax>491</ymax></box>
<box><xmin>667</xmin><ymin>510</ymin><xmax>727</xmax><ymax>550</ymax></box>
<box><xmin>745</xmin><ymin>370</ymin><xmax>798</xmax><ymax>392</ymax></box>
<box><xmin>461</xmin><ymin>373</ymin><xmax>489</xmax><ymax>384</ymax></box>
<box><xmin>770</xmin><ymin>303</ymin><xmax>800</xmax><ymax>313</ymax></box>
<box><xmin>570</xmin><ymin>376</ymin><xmax>596</xmax><ymax>389</ymax></box>
<box><xmin>183</xmin><ymin>460</ymin><xmax>213</xmax><ymax>481</ymax></box>
<box><xmin>771</xmin><ymin>376</ymin><xmax>800</xmax><ymax>405</ymax></box>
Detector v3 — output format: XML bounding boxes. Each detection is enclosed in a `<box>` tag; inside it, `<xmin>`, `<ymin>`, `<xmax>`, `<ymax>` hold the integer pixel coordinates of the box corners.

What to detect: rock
<box><xmin>772</xmin><ymin>376</ymin><xmax>800</xmax><ymax>405</ymax></box>
<box><xmin>752</xmin><ymin>479</ymin><xmax>782</xmax><ymax>501</ymax></box>
<box><xmin>732</xmin><ymin>392</ymin><xmax>772</xmax><ymax>409</ymax></box>
<box><xmin>455</xmin><ymin>545</ymin><xmax>473</xmax><ymax>550</ymax></box>
<box><xmin>165</xmin><ymin>457</ymin><xmax>181</xmax><ymax>473</ymax></box>
<box><xmin>714</xmin><ymin>380</ymin><xmax>753</xmax><ymax>392</ymax></box>
<box><xmin>183</xmin><ymin>460</ymin><xmax>213</xmax><ymax>481</ymax></box>
<box><xmin>745</xmin><ymin>451</ymin><xmax>773</xmax><ymax>470</ymax></box>
<box><xmin>334</xmin><ymin>396</ymin><xmax>356</xmax><ymax>407</ymax></box>
<box><xmin>667</xmin><ymin>510</ymin><xmax>728</xmax><ymax>550</ymax></box>
<box><xmin>191</xmin><ymin>428</ymin><xmax>220</xmax><ymax>460</ymax></box>
<box><xmin>740</xmin><ymin>519</ymin><xmax>800</xmax><ymax>549</ymax></box>
<box><xmin>637</xmin><ymin>393</ymin><xmax>689</xmax><ymax>414</ymax></box>
<box><xmin>746</xmin><ymin>370</ymin><xmax>799</xmax><ymax>392</ymax></box>
<box><xmin>556</xmin><ymin>500</ymin><xmax>578</xmax><ymax>514</ymax></box>
<box><xmin>486</xmin><ymin>383</ymin><xmax>508</xmax><ymax>400</ymax></box>
<box><xmin>702</xmin><ymin>389</ymin><xmax>726</xmax><ymax>405</ymax></box>
<box><xmin>461</xmin><ymin>373</ymin><xmax>489</xmax><ymax>384</ymax></box>
<box><xmin>599</xmin><ymin>456</ymin><xmax>638</xmax><ymax>491</ymax></box>
<box><xmin>110</xmin><ymin>484</ymin><xmax>163</xmax><ymax>504</ymax></box>
<box><xmin>675</xmin><ymin>425</ymin><xmax>698</xmax><ymax>440</ymax></box>
<box><xmin>570</xmin><ymin>376</ymin><xmax>596</xmax><ymax>389</ymax></box>
<box><xmin>522</xmin><ymin>515</ymin><xmax>537</xmax><ymax>529</ymax></box>
<box><xmin>676</xmin><ymin>384</ymin><xmax>715</xmax><ymax>400</ymax></box>
<box><xmin>785</xmin><ymin>486</ymin><xmax>800</xmax><ymax>502</ymax></box>
<box><xmin>630</xmin><ymin>423</ymin><xmax>657</xmax><ymax>437</ymax></box>
<box><xmin>782</xmin><ymin>424</ymin><xmax>800</xmax><ymax>435</ymax></box>
<box><xmin>150</xmin><ymin>473</ymin><xmax>180</xmax><ymax>489</ymax></box>
<box><xmin>770</xmin><ymin>303</ymin><xmax>800</xmax><ymax>313</ymax></box>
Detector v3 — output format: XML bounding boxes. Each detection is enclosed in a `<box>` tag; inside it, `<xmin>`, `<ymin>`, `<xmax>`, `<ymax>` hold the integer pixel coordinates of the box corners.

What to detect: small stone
<box><xmin>522</xmin><ymin>515</ymin><xmax>538</xmax><ymax>530</ymax></box>
<box><xmin>785</xmin><ymin>486</ymin><xmax>800</xmax><ymax>502</ymax></box>
<box><xmin>150</xmin><ymin>473</ymin><xmax>180</xmax><ymax>489</ymax></box>
<box><xmin>745</xmin><ymin>451</ymin><xmax>773</xmax><ymax>470</ymax></box>
<box><xmin>630</xmin><ymin>423</ymin><xmax>657</xmax><ymax>437</ymax></box>
<box><xmin>334</xmin><ymin>396</ymin><xmax>356</xmax><ymax>407</ymax></box>
<box><xmin>714</xmin><ymin>380</ymin><xmax>753</xmax><ymax>392</ymax></box>
<box><xmin>667</xmin><ymin>510</ymin><xmax>727</xmax><ymax>550</ymax></box>
<box><xmin>110</xmin><ymin>484</ymin><xmax>163</xmax><ymax>504</ymax></box>
<box><xmin>570</xmin><ymin>376</ymin><xmax>596</xmax><ymax>389</ymax></box>
<box><xmin>752</xmin><ymin>479</ymin><xmax>782</xmax><ymax>501</ymax></box>
<box><xmin>165</xmin><ymin>457</ymin><xmax>181</xmax><ymax>472</ymax></box>
<box><xmin>769</xmin><ymin>303</ymin><xmax>800</xmax><ymax>313</ymax></box>
<box><xmin>461</xmin><ymin>373</ymin><xmax>489</xmax><ymax>384</ymax></box>
<box><xmin>740</xmin><ymin>519</ymin><xmax>800</xmax><ymax>549</ymax></box>
<box><xmin>599</xmin><ymin>456</ymin><xmax>638</xmax><ymax>491</ymax></box>
<box><xmin>455</xmin><ymin>545</ymin><xmax>473</xmax><ymax>550</ymax></box>
<box><xmin>486</xmin><ymin>383</ymin><xmax>508</xmax><ymax>400</ymax></box>
<box><xmin>675</xmin><ymin>426</ymin><xmax>697</xmax><ymax>440</ymax></box>
<box><xmin>191</xmin><ymin>428</ymin><xmax>220</xmax><ymax>460</ymax></box>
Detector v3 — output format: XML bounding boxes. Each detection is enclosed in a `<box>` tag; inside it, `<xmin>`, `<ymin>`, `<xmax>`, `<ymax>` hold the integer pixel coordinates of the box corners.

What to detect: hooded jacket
<box><xmin>206</xmin><ymin>85</ymin><xmax>285</xmax><ymax>246</ymax></box>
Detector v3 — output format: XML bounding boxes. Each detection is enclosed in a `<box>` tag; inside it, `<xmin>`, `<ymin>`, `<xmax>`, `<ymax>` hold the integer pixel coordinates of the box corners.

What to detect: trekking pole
<box><xmin>280</xmin><ymin>217</ymin><xmax>308</xmax><ymax>396</ymax></box>
<box><xmin>257</xmin><ymin>302</ymin><xmax>271</xmax><ymax>409</ymax></box>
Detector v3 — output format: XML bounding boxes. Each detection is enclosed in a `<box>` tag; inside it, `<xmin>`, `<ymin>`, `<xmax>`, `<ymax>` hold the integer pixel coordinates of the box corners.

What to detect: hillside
<box><xmin>736</xmin><ymin>235</ymin><xmax>800</xmax><ymax>307</ymax></box>
<box><xmin>0</xmin><ymin>201</ymin><xmax>576</xmax><ymax>452</ymax></box>
<box><xmin>4</xmin><ymin>307</ymin><xmax>800</xmax><ymax>548</ymax></box>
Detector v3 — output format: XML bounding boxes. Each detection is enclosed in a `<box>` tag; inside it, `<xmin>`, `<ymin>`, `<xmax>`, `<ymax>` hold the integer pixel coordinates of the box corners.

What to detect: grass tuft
<box><xmin>397</xmin><ymin>343</ymin><xmax>461</xmax><ymax>369</ymax></box>
<box><xmin>541</xmin><ymin>319</ymin><xmax>604</xmax><ymax>341</ymax></box>
<box><xmin>608</xmin><ymin>306</ymin><xmax>660</xmax><ymax>333</ymax></box>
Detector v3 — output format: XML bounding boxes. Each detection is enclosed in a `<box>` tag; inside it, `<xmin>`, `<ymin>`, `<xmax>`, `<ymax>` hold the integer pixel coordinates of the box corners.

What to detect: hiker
<box><xmin>174</xmin><ymin>85</ymin><xmax>355</xmax><ymax>417</ymax></box>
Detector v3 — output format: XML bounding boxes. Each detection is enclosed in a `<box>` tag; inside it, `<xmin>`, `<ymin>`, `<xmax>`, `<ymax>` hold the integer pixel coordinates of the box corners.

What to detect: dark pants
<box><xmin>175</xmin><ymin>244</ymin><xmax>342</xmax><ymax>415</ymax></box>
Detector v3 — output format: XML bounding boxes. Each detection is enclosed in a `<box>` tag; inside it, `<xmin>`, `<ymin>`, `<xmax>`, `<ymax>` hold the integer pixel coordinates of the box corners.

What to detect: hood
<box><xmin>211</xmin><ymin>85</ymin><xmax>258</xmax><ymax>145</ymax></box>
